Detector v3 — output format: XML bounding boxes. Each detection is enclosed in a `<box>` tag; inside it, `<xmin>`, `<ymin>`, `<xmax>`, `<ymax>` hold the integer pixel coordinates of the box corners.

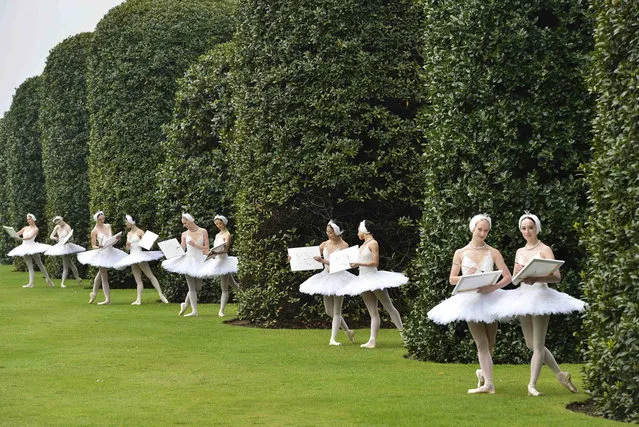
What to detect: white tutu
<box><xmin>199</xmin><ymin>254</ymin><xmax>238</xmax><ymax>278</ymax></box>
<box><xmin>337</xmin><ymin>268</ymin><xmax>408</xmax><ymax>296</ymax></box>
<box><xmin>45</xmin><ymin>242</ymin><xmax>86</xmax><ymax>256</ymax></box>
<box><xmin>300</xmin><ymin>269</ymin><xmax>356</xmax><ymax>296</ymax></box>
<box><xmin>493</xmin><ymin>283</ymin><xmax>586</xmax><ymax>318</ymax></box>
<box><xmin>8</xmin><ymin>239</ymin><xmax>52</xmax><ymax>257</ymax></box>
<box><xmin>77</xmin><ymin>247</ymin><xmax>128</xmax><ymax>268</ymax></box>
<box><xmin>162</xmin><ymin>252</ymin><xmax>206</xmax><ymax>277</ymax></box>
<box><xmin>114</xmin><ymin>249</ymin><xmax>164</xmax><ymax>270</ymax></box>
<box><xmin>427</xmin><ymin>289</ymin><xmax>507</xmax><ymax>324</ymax></box>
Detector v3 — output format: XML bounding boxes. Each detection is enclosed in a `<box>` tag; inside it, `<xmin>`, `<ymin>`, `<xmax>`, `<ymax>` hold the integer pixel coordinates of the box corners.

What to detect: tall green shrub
<box><xmin>4</xmin><ymin>76</ymin><xmax>48</xmax><ymax>255</ymax></box>
<box><xmin>230</xmin><ymin>0</ymin><xmax>425</xmax><ymax>327</ymax></box>
<box><xmin>86</xmin><ymin>0</ymin><xmax>237</xmax><ymax>232</ymax></box>
<box><xmin>404</xmin><ymin>0</ymin><xmax>593</xmax><ymax>363</ymax></box>
<box><xmin>155</xmin><ymin>42</ymin><xmax>237</xmax><ymax>302</ymax></box>
<box><xmin>0</xmin><ymin>117</ymin><xmax>10</xmax><ymax>263</ymax></box>
<box><xmin>40</xmin><ymin>33</ymin><xmax>92</xmax><ymax>263</ymax></box>
<box><xmin>582</xmin><ymin>0</ymin><xmax>639</xmax><ymax>422</ymax></box>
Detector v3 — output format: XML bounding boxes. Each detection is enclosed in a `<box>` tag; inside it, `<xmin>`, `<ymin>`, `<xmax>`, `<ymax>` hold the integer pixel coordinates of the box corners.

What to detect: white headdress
<box><xmin>518</xmin><ymin>212</ymin><xmax>541</xmax><ymax>234</ymax></box>
<box><xmin>358</xmin><ymin>220</ymin><xmax>371</xmax><ymax>235</ymax></box>
<box><xmin>469</xmin><ymin>214</ymin><xmax>491</xmax><ymax>232</ymax></box>
<box><xmin>182</xmin><ymin>213</ymin><xmax>195</xmax><ymax>223</ymax></box>
<box><xmin>327</xmin><ymin>220</ymin><xmax>343</xmax><ymax>236</ymax></box>
<box><xmin>26</xmin><ymin>213</ymin><xmax>36</xmax><ymax>222</ymax></box>
<box><xmin>125</xmin><ymin>214</ymin><xmax>136</xmax><ymax>225</ymax></box>
<box><xmin>214</xmin><ymin>214</ymin><xmax>228</xmax><ymax>225</ymax></box>
<box><xmin>52</xmin><ymin>216</ymin><xmax>63</xmax><ymax>223</ymax></box>
<box><xmin>93</xmin><ymin>211</ymin><xmax>104</xmax><ymax>222</ymax></box>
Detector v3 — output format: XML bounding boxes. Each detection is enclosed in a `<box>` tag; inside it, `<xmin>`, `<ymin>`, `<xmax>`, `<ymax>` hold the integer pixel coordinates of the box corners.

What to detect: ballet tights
<box><xmin>60</xmin><ymin>255</ymin><xmax>81</xmax><ymax>286</ymax></box>
<box><xmin>182</xmin><ymin>274</ymin><xmax>202</xmax><ymax>316</ymax></box>
<box><xmin>219</xmin><ymin>274</ymin><xmax>239</xmax><ymax>316</ymax></box>
<box><xmin>23</xmin><ymin>254</ymin><xmax>54</xmax><ymax>287</ymax></box>
<box><xmin>520</xmin><ymin>315</ymin><xmax>561</xmax><ymax>389</ymax></box>
<box><xmin>467</xmin><ymin>321</ymin><xmax>498</xmax><ymax>388</ymax></box>
<box><xmin>90</xmin><ymin>267</ymin><xmax>110</xmax><ymax>304</ymax></box>
<box><xmin>323</xmin><ymin>295</ymin><xmax>352</xmax><ymax>344</ymax></box>
<box><xmin>361</xmin><ymin>289</ymin><xmax>404</xmax><ymax>348</ymax></box>
<box><xmin>130</xmin><ymin>262</ymin><xmax>167</xmax><ymax>304</ymax></box>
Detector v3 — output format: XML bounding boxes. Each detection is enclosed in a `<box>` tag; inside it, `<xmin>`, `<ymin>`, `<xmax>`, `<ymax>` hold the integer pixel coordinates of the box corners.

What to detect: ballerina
<box><xmin>298</xmin><ymin>220</ymin><xmax>356</xmax><ymax>346</ymax></box>
<box><xmin>7</xmin><ymin>213</ymin><xmax>55</xmax><ymax>288</ymax></box>
<box><xmin>44</xmin><ymin>216</ymin><xmax>85</xmax><ymax>288</ymax></box>
<box><xmin>77</xmin><ymin>211</ymin><xmax>127</xmax><ymax>305</ymax></box>
<box><xmin>161</xmin><ymin>213</ymin><xmax>208</xmax><ymax>317</ymax></box>
<box><xmin>198</xmin><ymin>215</ymin><xmax>239</xmax><ymax>317</ymax></box>
<box><xmin>114</xmin><ymin>215</ymin><xmax>168</xmax><ymax>305</ymax></box>
<box><xmin>427</xmin><ymin>214</ymin><xmax>512</xmax><ymax>394</ymax></box>
<box><xmin>495</xmin><ymin>212</ymin><xmax>584</xmax><ymax>396</ymax></box>
<box><xmin>338</xmin><ymin>220</ymin><xmax>407</xmax><ymax>349</ymax></box>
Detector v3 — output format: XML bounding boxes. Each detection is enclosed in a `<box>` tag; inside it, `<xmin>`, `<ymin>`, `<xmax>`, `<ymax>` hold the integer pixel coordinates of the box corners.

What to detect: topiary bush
<box><xmin>229</xmin><ymin>0</ymin><xmax>425</xmax><ymax>327</ymax></box>
<box><xmin>404</xmin><ymin>0</ymin><xmax>593</xmax><ymax>364</ymax></box>
<box><xmin>40</xmin><ymin>33</ymin><xmax>93</xmax><ymax>277</ymax></box>
<box><xmin>3</xmin><ymin>76</ymin><xmax>48</xmax><ymax>270</ymax></box>
<box><xmin>581</xmin><ymin>0</ymin><xmax>639</xmax><ymax>422</ymax></box>
<box><xmin>155</xmin><ymin>42</ymin><xmax>237</xmax><ymax>303</ymax></box>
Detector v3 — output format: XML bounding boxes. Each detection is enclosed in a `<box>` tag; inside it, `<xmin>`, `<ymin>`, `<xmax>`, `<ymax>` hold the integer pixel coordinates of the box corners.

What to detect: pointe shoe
<box><xmin>159</xmin><ymin>294</ymin><xmax>169</xmax><ymax>304</ymax></box>
<box><xmin>60</xmin><ymin>283</ymin><xmax>67</xmax><ymax>288</ymax></box>
<box><xmin>346</xmin><ymin>329</ymin><xmax>356</xmax><ymax>344</ymax></box>
<box><xmin>47</xmin><ymin>280</ymin><xmax>55</xmax><ymax>287</ymax></box>
<box><xmin>89</xmin><ymin>292</ymin><xmax>96</xmax><ymax>304</ymax></box>
<box><xmin>97</xmin><ymin>300</ymin><xmax>110</xmax><ymax>305</ymax></box>
<box><xmin>178</xmin><ymin>302</ymin><xmax>187</xmax><ymax>316</ymax></box>
<box><xmin>557</xmin><ymin>371</ymin><xmax>578</xmax><ymax>393</ymax></box>
<box><xmin>77</xmin><ymin>280</ymin><xmax>84</xmax><ymax>288</ymax></box>
<box><xmin>329</xmin><ymin>340</ymin><xmax>342</xmax><ymax>346</ymax></box>
<box><xmin>131</xmin><ymin>301</ymin><xmax>141</xmax><ymax>305</ymax></box>
<box><xmin>218</xmin><ymin>311</ymin><xmax>225</xmax><ymax>317</ymax></box>
<box><xmin>22</xmin><ymin>284</ymin><xmax>34</xmax><ymax>288</ymax></box>
<box><xmin>527</xmin><ymin>384</ymin><xmax>542</xmax><ymax>397</ymax></box>
<box><xmin>360</xmin><ymin>340</ymin><xmax>376</xmax><ymax>349</ymax></box>
<box><xmin>475</xmin><ymin>369</ymin><xmax>484</xmax><ymax>388</ymax></box>
<box><xmin>468</xmin><ymin>384</ymin><xmax>495</xmax><ymax>394</ymax></box>
<box><xmin>184</xmin><ymin>311</ymin><xmax>198</xmax><ymax>317</ymax></box>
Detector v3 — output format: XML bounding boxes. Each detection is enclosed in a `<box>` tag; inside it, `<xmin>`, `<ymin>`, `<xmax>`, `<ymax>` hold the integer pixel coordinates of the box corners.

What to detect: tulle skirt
<box><xmin>427</xmin><ymin>289</ymin><xmax>507</xmax><ymax>324</ymax></box>
<box><xmin>45</xmin><ymin>242</ymin><xmax>86</xmax><ymax>256</ymax></box>
<box><xmin>337</xmin><ymin>269</ymin><xmax>408</xmax><ymax>296</ymax></box>
<box><xmin>8</xmin><ymin>240</ymin><xmax>52</xmax><ymax>257</ymax></box>
<box><xmin>77</xmin><ymin>247</ymin><xmax>128</xmax><ymax>268</ymax></box>
<box><xmin>161</xmin><ymin>253</ymin><xmax>205</xmax><ymax>277</ymax></box>
<box><xmin>493</xmin><ymin>283</ymin><xmax>586</xmax><ymax>318</ymax></box>
<box><xmin>199</xmin><ymin>254</ymin><xmax>238</xmax><ymax>278</ymax></box>
<box><xmin>114</xmin><ymin>250</ymin><xmax>164</xmax><ymax>269</ymax></box>
<box><xmin>300</xmin><ymin>269</ymin><xmax>356</xmax><ymax>296</ymax></box>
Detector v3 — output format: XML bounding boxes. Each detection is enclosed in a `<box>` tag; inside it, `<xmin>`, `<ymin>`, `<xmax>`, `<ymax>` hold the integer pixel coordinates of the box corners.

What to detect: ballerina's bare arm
<box><xmin>314</xmin><ymin>240</ymin><xmax>328</xmax><ymax>264</ymax></box>
<box><xmin>201</xmin><ymin>229</ymin><xmax>210</xmax><ymax>254</ymax></box>
<box><xmin>49</xmin><ymin>225</ymin><xmax>60</xmax><ymax>241</ymax></box>
<box><xmin>91</xmin><ymin>228</ymin><xmax>99</xmax><ymax>249</ymax></box>
<box><xmin>449</xmin><ymin>249</ymin><xmax>464</xmax><ymax>285</ymax></box>
<box><xmin>477</xmin><ymin>248</ymin><xmax>512</xmax><ymax>293</ymax></box>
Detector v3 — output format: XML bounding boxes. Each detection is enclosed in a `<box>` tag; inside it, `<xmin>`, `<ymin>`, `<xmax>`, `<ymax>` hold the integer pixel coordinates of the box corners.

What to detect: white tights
<box><xmin>61</xmin><ymin>255</ymin><xmax>81</xmax><ymax>285</ymax></box>
<box><xmin>361</xmin><ymin>289</ymin><xmax>403</xmax><ymax>346</ymax></box>
<box><xmin>467</xmin><ymin>321</ymin><xmax>498</xmax><ymax>386</ymax></box>
<box><xmin>23</xmin><ymin>254</ymin><xmax>53</xmax><ymax>286</ymax></box>
<box><xmin>323</xmin><ymin>295</ymin><xmax>350</xmax><ymax>342</ymax></box>
<box><xmin>131</xmin><ymin>262</ymin><xmax>165</xmax><ymax>303</ymax></box>
<box><xmin>219</xmin><ymin>274</ymin><xmax>239</xmax><ymax>315</ymax></box>
<box><xmin>91</xmin><ymin>267</ymin><xmax>110</xmax><ymax>302</ymax></box>
<box><xmin>183</xmin><ymin>274</ymin><xmax>202</xmax><ymax>314</ymax></box>
<box><xmin>519</xmin><ymin>315</ymin><xmax>561</xmax><ymax>387</ymax></box>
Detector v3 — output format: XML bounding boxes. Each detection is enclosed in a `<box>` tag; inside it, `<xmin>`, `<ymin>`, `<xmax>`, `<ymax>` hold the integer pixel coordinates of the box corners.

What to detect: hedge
<box><xmin>404</xmin><ymin>0</ymin><xmax>593</xmax><ymax>363</ymax></box>
<box><xmin>581</xmin><ymin>0</ymin><xmax>639</xmax><ymax>422</ymax></box>
<box><xmin>40</xmin><ymin>33</ymin><xmax>93</xmax><ymax>275</ymax></box>
<box><xmin>155</xmin><ymin>42</ymin><xmax>237</xmax><ymax>302</ymax></box>
<box><xmin>0</xmin><ymin>117</ymin><xmax>10</xmax><ymax>263</ymax></box>
<box><xmin>230</xmin><ymin>0</ymin><xmax>425</xmax><ymax>327</ymax></box>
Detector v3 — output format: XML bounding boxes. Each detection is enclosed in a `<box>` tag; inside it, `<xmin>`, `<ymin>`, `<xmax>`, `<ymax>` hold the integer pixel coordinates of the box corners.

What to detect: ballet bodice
<box><xmin>185</xmin><ymin>233</ymin><xmax>205</xmax><ymax>257</ymax></box>
<box><xmin>358</xmin><ymin>245</ymin><xmax>377</xmax><ymax>275</ymax></box>
<box><xmin>22</xmin><ymin>228</ymin><xmax>37</xmax><ymax>241</ymax></box>
<box><xmin>128</xmin><ymin>233</ymin><xmax>142</xmax><ymax>255</ymax></box>
<box><xmin>461</xmin><ymin>252</ymin><xmax>494</xmax><ymax>275</ymax></box>
<box><xmin>57</xmin><ymin>228</ymin><xmax>69</xmax><ymax>239</ymax></box>
<box><xmin>213</xmin><ymin>234</ymin><xmax>229</xmax><ymax>258</ymax></box>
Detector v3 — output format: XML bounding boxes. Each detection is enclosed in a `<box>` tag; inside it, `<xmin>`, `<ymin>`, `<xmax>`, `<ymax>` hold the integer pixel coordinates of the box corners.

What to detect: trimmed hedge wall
<box><xmin>3</xmin><ymin>76</ymin><xmax>49</xmax><ymax>261</ymax></box>
<box><xmin>0</xmin><ymin>117</ymin><xmax>10</xmax><ymax>263</ymax></box>
<box><xmin>86</xmin><ymin>0</ymin><xmax>237</xmax><ymax>234</ymax></box>
<box><xmin>581</xmin><ymin>0</ymin><xmax>639</xmax><ymax>422</ymax></box>
<box><xmin>404</xmin><ymin>0</ymin><xmax>593</xmax><ymax>363</ymax></box>
<box><xmin>155</xmin><ymin>42</ymin><xmax>237</xmax><ymax>302</ymax></box>
<box><xmin>230</xmin><ymin>0</ymin><xmax>425</xmax><ymax>327</ymax></box>
<box><xmin>40</xmin><ymin>33</ymin><xmax>93</xmax><ymax>275</ymax></box>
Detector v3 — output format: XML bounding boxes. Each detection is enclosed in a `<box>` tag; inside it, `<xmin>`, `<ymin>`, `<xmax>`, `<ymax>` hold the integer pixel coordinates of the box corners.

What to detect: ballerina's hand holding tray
<box><xmin>451</xmin><ymin>269</ymin><xmax>503</xmax><ymax>295</ymax></box>
<box><xmin>327</xmin><ymin>245</ymin><xmax>359</xmax><ymax>274</ymax></box>
<box><xmin>287</xmin><ymin>246</ymin><xmax>323</xmax><ymax>271</ymax></box>
<box><xmin>511</xmin><ymin>257</ymin><xmax>564</xmax><ymax>286</ymax></box>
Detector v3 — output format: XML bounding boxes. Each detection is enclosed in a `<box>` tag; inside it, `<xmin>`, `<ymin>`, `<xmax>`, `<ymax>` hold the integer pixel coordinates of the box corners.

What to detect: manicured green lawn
<box><xmin>0</xmin><ymin>265</ymin><xmax>618</xmax><ymax>426</ymax></box>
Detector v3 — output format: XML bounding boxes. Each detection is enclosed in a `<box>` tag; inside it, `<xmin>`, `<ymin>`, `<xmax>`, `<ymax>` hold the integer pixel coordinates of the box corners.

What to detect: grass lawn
<box><xmin>0</xmin><ymin>265</ymin><xmax>620</xmax><ymax>426</ymax></box>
